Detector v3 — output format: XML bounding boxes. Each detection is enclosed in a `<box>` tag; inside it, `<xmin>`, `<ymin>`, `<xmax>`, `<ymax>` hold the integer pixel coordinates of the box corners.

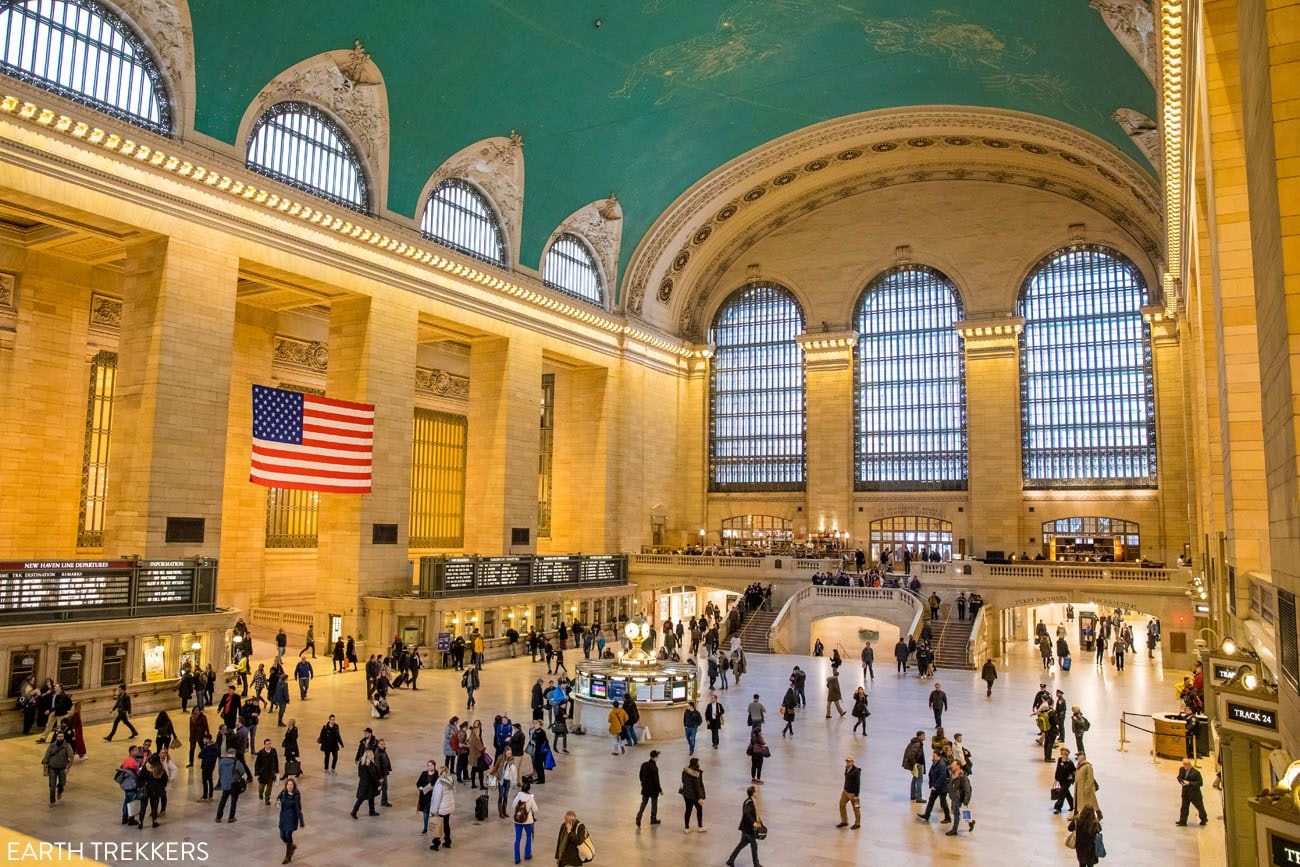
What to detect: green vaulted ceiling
<box><xmin>189</xmin><ymin>1</ymin><xmax>1156</xmax><ymax>298</ymax></box>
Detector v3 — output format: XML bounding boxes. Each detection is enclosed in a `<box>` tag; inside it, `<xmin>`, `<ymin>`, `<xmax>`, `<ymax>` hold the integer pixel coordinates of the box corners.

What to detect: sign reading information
<box><xmin>1226</xmin><ymin>701</ymin><xmax>1277</xmax><ymax>731</ymax></box>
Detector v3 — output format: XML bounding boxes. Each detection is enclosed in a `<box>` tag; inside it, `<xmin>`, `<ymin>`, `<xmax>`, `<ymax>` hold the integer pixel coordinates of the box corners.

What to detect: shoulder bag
<box><xmin>577</xmin><ymin>827</ymin><xmax>596</xmax><ymax>863</ymax></box>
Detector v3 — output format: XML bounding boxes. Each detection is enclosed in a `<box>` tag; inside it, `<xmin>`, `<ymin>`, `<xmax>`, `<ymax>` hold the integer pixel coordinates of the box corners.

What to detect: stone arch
<box><xmin>417</xmin><ymin>135</ymin><xmax>524</xmax><ymax>267</ymax></box>
<box><xmin>700</xmin><ymin>271</ymin><xmax>812</xmax><ymax>341</ymax></box>
<box><xmin>236</xmin><ymin>43</ymin><xmax>390</xmax><ymax>213</ymax></box>
<box><xmin>105</xmin><ymin>0</ymin><xmax>196</xmax><ymax>134</ymax></box>
<box><xmin>543</xmin><ymin>195</ymin><xmax>623</xmax><ymax>306</ymax></box>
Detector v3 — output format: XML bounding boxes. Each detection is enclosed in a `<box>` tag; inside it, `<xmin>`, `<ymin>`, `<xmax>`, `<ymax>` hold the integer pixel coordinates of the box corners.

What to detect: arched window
<box><xmin>1019</xmin><ymin>245</ymin><xmax>1156</xmax><ymax>488</ymax></box>
<box><xmin>709</xmin><ymin>283</ymin><xmax>805</xmax><ymax>491</ymax></box>
<box><xmin>854</xmin><ymin>266</ymin><xmax>967</xmax><ymax>490</ymax></box>
<box><xmin>421</xmin><ymin>178</ymin><xmax>507</xmax><ymax>266</ymax></box>
<box><xmin>0</xmin><ymin>0</ymin><xmax>171</xmax><ymax>135</ymax></box>
<box><xmin>246</xmin><ymin>101</ymin><xmax>368</xmax><ymax>212</ymax></box>
<box><xmin>542</xmin><ymin>233</ymin><xmax>603</xmax><ymax>305</ymax></box>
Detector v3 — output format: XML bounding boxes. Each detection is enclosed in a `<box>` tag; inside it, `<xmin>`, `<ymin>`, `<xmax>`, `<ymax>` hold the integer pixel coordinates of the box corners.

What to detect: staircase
<box><xmin>928</xmin><ymin>617</ymin><xmax>975</xmax><ymax>669</ymax></box>
<box><xmin>737</xmin><ymin>610</ymin><xmax>778</xmax><ymax>654</ymax></box>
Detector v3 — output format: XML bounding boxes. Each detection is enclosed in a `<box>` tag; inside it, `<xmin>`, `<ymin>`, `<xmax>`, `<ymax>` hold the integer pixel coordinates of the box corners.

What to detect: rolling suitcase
<box><xmin>1061</xmin><ymin>655</ymin><xmax>1072</xmax><ymax>672</ymax></box>
<box><xmin>392</xmin><ymin>672</ymin><xmax>408</xmax><ymax>689</ymax></box>
<box><xmin>475</xmin><ymin>794</ymin><xmax>489</xmax><ymax>821</ymax></box>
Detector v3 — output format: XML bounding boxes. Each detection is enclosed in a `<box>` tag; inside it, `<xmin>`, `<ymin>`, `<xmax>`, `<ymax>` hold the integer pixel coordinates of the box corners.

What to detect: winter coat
<box><xmin>555</xmin><ymin>821</ymin><xmax>589</xmax><ymax>867</ymax></box>
<box><xmin>981</xmin><ymin>661</ymin><xmax>997</xmax><ymax>684</ymax></box>
<box><xmin>639</xmin><ymin>759</ymin><xmax>662</xmax><ymax>797</ymax></box>
<box><xmin>1074</xmin><ymin>761</ymin><xmax>1101</xmax><ymax>815</ymax></box>
<box><xmin>276</xmin><ymin>789</ymin><xmax>304</xmax><ymax>835</ymax></box>
<box><xmin>680</xmin><ymin>766</ymin><xmax>706</xmax><ymax>801</ymax></box>
<box><xmin>317</xmin><ymin>723</ymin><xmax>343</xmax><ymax>753</ymax></box>
<box><xmin>254</xmin><ymin>748</ymin><xmax>280</xmax><ymax>783</ymax></box>
<box><xmin>217</xmin><ymin>756</ymin><xmax>244</xmax><ymax>792</ymax></box>
<box><xmin>826</xmin><ymin>675</ymin><xmax>842</xmax><ymax>702</ymax></box>
<box><xmin>355</xmin><ymin>762</ymin><xmax>381</xmax><ymax>799</ymax></box>
<box><xmin>428</xmin><ymin>774</ymin><xmax>456</xmax><ymax>816</ymax></box>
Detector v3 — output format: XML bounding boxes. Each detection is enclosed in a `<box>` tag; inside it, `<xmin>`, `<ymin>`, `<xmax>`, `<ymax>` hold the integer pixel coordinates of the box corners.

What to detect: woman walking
<box><xmin>746</xmin><ymin>727</ymin><xmax>769</xmax><ymax>784</ymax></box>
<box><xmin>281</xmin><ymin>720</ymin><xmax>301</xmax><ymax>779</ymax></box>
<box><xmin>156</xmin><ymin>745</ymin><xmax>178</xmax><ymax>815</ymax></box>
<box><xmin>350</xmin><ymin>750</ymin><xmax>381</xmax><ymax>818</ymax></box>
<box><xmin>140</xmin><ymin>753</ymin><xmax>169</xmax><ymax>828</ymax></box>
<box><xmin>1068</xmin><ymin>804</ymin><xmax>1102</xmax><ymax>866</ymax></box>
<box><xmin>66</xmin><ymin>701</ymin><xmax>87</xmax><ymax>760</ymax></box>
<box><xmin>427</xmin><ymin>765</ymin><xmax>455</xmax><ymax>851</ymax></box>
<box><xmin>850</xmin><ymin>687</ymin><xmax>870</xmax><ymax>735</ymax></box>
<box><xmin>555</xmin><ymin>810</ymin><xmax>590</xmax><ymax>866</ymax></box>
<box><xmin>187</xmin><ymin>707</ymin><xmax>209</xmax><ymax>768</ymax></box>
<box><xmin>680</xmin><ymin>757</ymin><xmax>707</xmax><ymax>833</ymax></box>
<box><xmin>510</xmin><ymin>777</ymin><xmax>538</xmax><ymax>864</ymax></box>
<box><xmin>276</xmin><ymin>778</ymin><xmax>304</xmax><ymax>863</ymax></box>
<box><xmin>154</xmin><ymin>710</ymin><xmax>177</xmax><ymax>751</ymax></box>
<box><xmin>490</xmin><ymin>748</ymin><xmax>520</xmax><ymax>818</ymax></box>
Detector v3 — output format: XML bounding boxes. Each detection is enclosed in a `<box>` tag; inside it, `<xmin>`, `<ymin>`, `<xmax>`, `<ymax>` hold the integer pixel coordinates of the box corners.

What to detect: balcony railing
<box><xmin>418</xmin><ymin>554</ymin><xmax>628</xmax><ymax>598</ymax></box>
<box><xmin>0</xmin><ymin>557</ymin><xmax>218</xmax><ymax>625</ymax></box>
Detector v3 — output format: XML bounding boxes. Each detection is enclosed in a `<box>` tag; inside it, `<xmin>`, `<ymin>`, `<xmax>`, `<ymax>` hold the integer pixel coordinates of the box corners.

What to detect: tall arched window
<box><xmin>0</xmin><ymin>0</ymin><xmax>171</xmax><ymax>134</ymax></box>
<box><xmin>709</xmin><ymin>283</ymin><xmax>806</xmax><ymax>491</ymax></box>
<box><xmin>543</xmin><ymin>233</ymin><xmax>603</xmax><ymax>305</ymax></box>
<box><xmin>247</xmin><ymin>101</ymin><xmax>368</xmax><ymax>212</ymax></box>
<box><xmin>854</xmin><ymin>266</ymin><xmax>967</xmax><ymax>490</ymax></box>
<box><xmin>421</xmin><ymin>178</ymin><xmax>507</xmax><ymax>266</ymax></box>
<box><xmin>1019</xmin><ymin>245</ymin><xmax>1156</xmax><ymax>488</ymax></box>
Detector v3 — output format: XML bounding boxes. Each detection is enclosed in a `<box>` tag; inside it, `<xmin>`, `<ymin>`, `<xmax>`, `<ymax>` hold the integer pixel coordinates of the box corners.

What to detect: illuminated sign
<box><xmin>1226</xmin><ymin>701</ymin><xmax>1276</xmax><ymax>731</ymax></box>
<box><xmin>1271</xmin><ymin>833</ymin><xmax>1300</xmax><ymax>867</ymax></box>
<box><xmin>1212</xmin><ymin>663</ymin><xmax>1239</xmax><ymax>683</ymax></box>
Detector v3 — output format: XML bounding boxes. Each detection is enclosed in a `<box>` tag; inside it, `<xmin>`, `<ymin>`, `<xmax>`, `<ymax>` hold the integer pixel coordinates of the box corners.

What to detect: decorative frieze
<box><xmin>415</xmin><ymin>367</ymin><xmax>469</xmax><ymax>401</ymax></box>
<box><xmin>272</xmin><ymin>335</ymin><xmax>328</xmax><ymax>376</ymax></box>
<box><xmin>955</xmin><ymin>316</ymin><xmax>1025</xmax><ymax>357</ymax></box>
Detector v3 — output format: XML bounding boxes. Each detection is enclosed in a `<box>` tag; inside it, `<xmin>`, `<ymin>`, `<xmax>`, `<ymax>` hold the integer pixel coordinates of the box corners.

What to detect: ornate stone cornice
<box><xmin>415</xmin><ymin>366</ymin><xmax>469</xmax><ymax>401</ymax></box>
<box><xmin>796</xmin><ymin>330</ymin><xmax>858</xmax><ymax>372</ymax></box>
<box><xmin>272</xmin><ymin>335</ymin><xmax>328</xmax><ymax>375</ymax></box>
<box><xmin>955</xmin><ymin>315</ymin><xmax>1024</xmax><ymax>357</ymax></box>
<box><xmin>1141</xmin><ymin>304</ymin><xmax>1179</xmax><ymax>344</ymax></box>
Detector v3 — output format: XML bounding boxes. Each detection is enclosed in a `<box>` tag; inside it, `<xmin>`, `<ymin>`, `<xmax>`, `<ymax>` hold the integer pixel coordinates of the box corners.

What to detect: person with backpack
<box><xmin>902</xmin><ymin>730</ymin><xmax>927</xmax><ymax>803</ymax></box>
<box><xmin>555</xmin><ymin>810</ymin><xmax>592</xmax><ymax>866</ymax></box>
<box><xmin>511</xmin><ymin>777</ymin><xmax>539</xmax><ymax>864</ymax></box>
<box><xmin>1070</xmin><ymin>706</ymin><xmax>1091</xmax><ymax>754</ymax></box>
<box><xmin>427</xmin><ymin>765</ymin><xmax>456</xmax><ymax>850</ymax></box>
<box><xmin>607</xmin><ymin>701</ymin><xmax>628</xmax><ymax>756</ymax></box>
<box><xmin>115</xmin><ymin>745</ymin><xmax>143</xmax><ymax>825</ymax></box>
<box><xmin>215</xmin><ymin>748</ymin><xmax>249</xmax><ymax>823</ymax></box>
<box><xmin>725</xmin><ymin>786</ymin><xmax>762</xmax><ymax>867</ymax></box>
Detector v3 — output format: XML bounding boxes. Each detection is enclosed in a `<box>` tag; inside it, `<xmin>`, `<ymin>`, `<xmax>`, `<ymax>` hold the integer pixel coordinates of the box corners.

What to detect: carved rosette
<box><xmin>415</xmin><ymin>367</ymin><xmax>469</xmax><ymax>401</ymax></box>
<box><xmin>425</xmin><ymin>136</ymin><xmax>524</xmax><ymax>263</ymax></box>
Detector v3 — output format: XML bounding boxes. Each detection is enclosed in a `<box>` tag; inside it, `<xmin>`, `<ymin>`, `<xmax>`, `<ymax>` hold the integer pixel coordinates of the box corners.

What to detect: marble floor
<box><xmin>0</xmin><ymin>625</ymin><xmax>1229</xmax><ymax>866</ymax></box>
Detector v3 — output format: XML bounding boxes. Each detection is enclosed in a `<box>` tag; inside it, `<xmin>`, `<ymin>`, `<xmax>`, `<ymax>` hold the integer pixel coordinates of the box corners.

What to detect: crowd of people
<box><xmin>18</xmin><ymin>600</ymin><xmax>1204</xmax><ymax>866</ymax></box>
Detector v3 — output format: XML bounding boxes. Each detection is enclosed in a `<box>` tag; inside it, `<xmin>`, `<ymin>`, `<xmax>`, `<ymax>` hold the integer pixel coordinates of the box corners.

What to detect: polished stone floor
<box><xmin>0</xmin><ymin>624</ymin><xmax>1228</xmax><ymax>866</ymax></box>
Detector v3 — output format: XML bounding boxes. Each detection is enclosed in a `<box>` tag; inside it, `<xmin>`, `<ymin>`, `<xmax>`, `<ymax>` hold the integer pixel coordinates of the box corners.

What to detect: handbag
<box><xmin>754</xmin><ymin>822</ymin><xmax>768</xmax><ymax>840</ymax></box>
<box><xmin>1095</xmin><ymin>831</ymin><xmax>1107</xmax><ymax>858</ymax></box>
<box><xmin>486</xmin><ymin>774</ymin><xmax>498</xmax><ymax>788</ymax></box>
<box><xmin>1065</xmin><ymin>831</ymin><xmax>1076</xmax><ymax>850</ymax></box>
<box><xmin>1050</xmin><ymin>785</ymin><xmax>1064</xmax><ymax>801</ymax></box>
<box><xmin>171</xmin><ymin>734</ymin><xmax>182</xmax><ymax>749</ymax></box>
<box><xmin>577</xmin><ymin>832</ymin><xmax>596</xmax><ymax>863</ymax></box>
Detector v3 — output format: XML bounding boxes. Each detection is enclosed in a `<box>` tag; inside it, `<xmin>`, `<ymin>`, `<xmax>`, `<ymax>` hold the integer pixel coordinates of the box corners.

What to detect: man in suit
<box><xmin>705</xmin><ymin>693</ymin><xmax>726</xmax><ymax>749</ymax></box>
<box><xmin>916</xmin><ymin>750</ymin><xmax>951</xmax><ymax>824</ymax></box>
<box><xmin>1175</xmin><ymin>759</ymin><xmax>1208</xmax><ymax>826</ymax></box>
<box><xmin>725</xmin><ymin>786</ymin><xmax>762</xmax><ymax>867</ymax></box>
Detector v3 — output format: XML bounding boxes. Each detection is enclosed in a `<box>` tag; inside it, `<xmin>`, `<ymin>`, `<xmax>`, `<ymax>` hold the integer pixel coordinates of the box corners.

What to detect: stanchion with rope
<box><xmin>1119</xmin><ymin>711</ymin><xmax>1159</xmax><ymax>766</ymax></box>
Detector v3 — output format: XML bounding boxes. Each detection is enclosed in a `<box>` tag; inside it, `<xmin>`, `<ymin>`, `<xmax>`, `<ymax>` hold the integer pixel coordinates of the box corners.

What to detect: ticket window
<box><xmin>101</xmin><ymin>642</ymin><xmax>128</xmax><ymax>687</ymax></box>
<box><xmin>57</xmin><ymin>645</ymin><xmax>86</xmax><ymax>690</ymax></box>
<box><xmin>7</xmin><ymin>649</ymin><xmax>39</xmax><ymax>698</ymax></box>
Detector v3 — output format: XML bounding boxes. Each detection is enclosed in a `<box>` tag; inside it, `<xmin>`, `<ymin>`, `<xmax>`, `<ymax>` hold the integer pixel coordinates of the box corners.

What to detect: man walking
<box><xmin>705</xmin><ymin>693</ymin><xmax>725</xmax><ymax>750</ymax></box>
<box><xmin>860</xmin><ymin>643</ymin><xmax>874</xmax><ymax>681</ymax></box>
<box><xmin>105</xmin><ymin>684</ymin><xmax>138</xmax><ymax>741</ymax></box>
<box><xmin>41</xmin><ymin>730</ymin><xmax>74</xmax><ymax>804</ymax></box>
<box><xmin>725</xmin><ymin>786</ymin><xmax>762</xmax><ymax>867</ymax></box>
<box><xmin>916</xmin><ymin>750</ymin><xmax>951</xmax><ymax>824</ymax></box>
<box><xmin>836</xmin><ymin>756</ymin><xmax>861</xmax><ymax>830</ymax></box>
<box><xmin>903</xmin><ymin>731</ymin><xmax>926</xmax><ymax>803</ymax></box>
<box><xmin>636</xmin><ymin>749</ymin><xmax>662</xmax><ymax>827</ymax></box>
<box><xmin>980</xmin><ymin>659</ymin><xmax>997</xmax><ymax>697</ymax></box>
<box><xmin>294</xmin><ymin>656</ymin><xmax>313</xmax><ymax>701</ymax></box>
<box><xmin>894</xmin><ymin>639</ymin><xmax>909</xmax><ymax>674</ymax></box>
<box><xmin>302</xmin><ymin>625</ymin><xmax>316</xmax><ymax>658</ymax></box>
<box><xmin>928</xmin><ymin>682</ymin><xmax>949</xmax><ymax>727</ymax></box>
<box><xmin>1070</xmin><ymin>706</ymin><xmax>1090</xmax><ymax>754</ymax></box>
<box><xmin>1175</xmin><ymin>759</ymin><xmax>1208</xmax><ymax>826</ymax></box>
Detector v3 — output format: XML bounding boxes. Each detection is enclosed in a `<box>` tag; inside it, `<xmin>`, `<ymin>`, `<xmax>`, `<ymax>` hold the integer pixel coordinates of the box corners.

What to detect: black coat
<box><xmin>317</xmin><ymin>723</ymin><xmax>343</xmax><ymax>753</ymax></box>
<box><xmin>639</xmin><ymin>759</ymin><xmax>662</xmax><ymax>797</ymax></box>
<box><xmin>738</xmin><ymin>797</ymin><xmax>758</xmax><ymax>833</ymax></box>
<box><xmin>705</xmin><ymin>702</ymin><xmax>725</xmax><ymax>731</ymax></box>
<box><xmin>355</xmin><ymin>762</ymin><xmax>381</xmax><ymax>798</ymax></box>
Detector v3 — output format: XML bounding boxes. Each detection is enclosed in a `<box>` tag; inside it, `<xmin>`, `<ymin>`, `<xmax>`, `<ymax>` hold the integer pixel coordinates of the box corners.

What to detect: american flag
<box><xmin>250</xmin><ymin>385</ymin><xmax>374</xmax><ymax>493</ymax></box>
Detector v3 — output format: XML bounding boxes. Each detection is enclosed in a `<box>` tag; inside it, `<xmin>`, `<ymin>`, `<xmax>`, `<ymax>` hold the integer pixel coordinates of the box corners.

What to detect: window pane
<box><xmin>1019</xmin><ymin>246</ymin><xmax>1156</xmax><ymax>488</ymax></box>
<box><xmin>0</xmin><ymin>0</ymin><xmax>170</xmax><ymax>134</ymax></box>
<box><xmin>421</xmin><ymin>178</ymin><xmax>506</xmax><ymax>266</ymax></box>
<box><xmin>542</xmin><ymin>233</ymin><xmax>603</xmax><ymax>305</ymax></box>
<box><xmin>246</xmin><ymin>101</ymin><xmax>368</xmax><ymax>212</ymax></box>
<box><xmin>708</xmin><ymin>283</ymin><xmax>806</xmax><ymax>491</ymax></box>
<box><xmin>78</xmin><ymin>349</ymin><xmax>116</xmax><ymax>547</ymax></box>
<box><xmin>409</xmin><ymin>409</ymin><xmax>467</xmax><ymax>548</ymax></box>
<box><xmin>854</xmin><ymin>266</ymin><xmax>967</xmax><ymax>490</ymax></box>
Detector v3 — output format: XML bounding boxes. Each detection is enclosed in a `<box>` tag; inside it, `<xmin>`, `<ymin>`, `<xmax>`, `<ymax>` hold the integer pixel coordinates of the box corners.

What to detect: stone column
<box><xmin>1237</xmin><ymin>0</ymin><xmax>1300</xmax><ymax>755</ymax></box>
<box><xmin>104</xmin><ymin>237</ymin><xmax>237</xmax><ymax>558</ymax></box>
<box><xmin>464</xmin><ymin>335</ymin><xmax>543</xmax><ymax>554</ymax></box>
<box><xmin>315</xmin><ymin>294</ymin><xmax>419</xmax><ymax>643</ymax></box>
<box><xmin>797</xmin><ymin>331</ymin><xmax>857</xmax><ymax>537</ymax></box>
<box><xmin>551</xmin><ymin>365</ymin><xmax>614</xmax><ymax>553</ymax></box>
<box><xmin>1145</xmin><ymin>308</ymin><xmax>1193</xmax><ymax>562</ymax></box>
<box><xmin>956</xmin><ymin>317</ymin><xmax>1024</xmax><ymax>557</ymax></box>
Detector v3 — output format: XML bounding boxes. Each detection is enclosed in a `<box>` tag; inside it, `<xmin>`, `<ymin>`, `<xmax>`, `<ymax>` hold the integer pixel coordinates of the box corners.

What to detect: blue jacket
<box><xmin>927</xmin><ymin>759</ymin><xmax>950</xmax><ymax>793</ymax></box>
<box><xmin>217</xmin><ymin>756</ymin><xmax>244</xmax><ymax>791</ymax></box>
<box><xmin>198</xmin><ymin>742</ymin><xmax>220</xmax><ymax>773</ymax></box>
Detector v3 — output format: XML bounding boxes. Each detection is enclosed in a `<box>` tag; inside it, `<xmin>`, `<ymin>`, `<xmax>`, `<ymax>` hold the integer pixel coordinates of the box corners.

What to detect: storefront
<box><xmin>1040</xmin><ymin>516</ymin><xmax>1140</xmax><ymax>561</ymax></box>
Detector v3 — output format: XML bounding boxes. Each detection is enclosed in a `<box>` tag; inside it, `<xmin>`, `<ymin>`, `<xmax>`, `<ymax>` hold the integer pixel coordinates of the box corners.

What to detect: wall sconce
<box><xmin>190</xmin><ymin>641</ymin><xmax>202</xmax><ymax>651</ymax></box>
